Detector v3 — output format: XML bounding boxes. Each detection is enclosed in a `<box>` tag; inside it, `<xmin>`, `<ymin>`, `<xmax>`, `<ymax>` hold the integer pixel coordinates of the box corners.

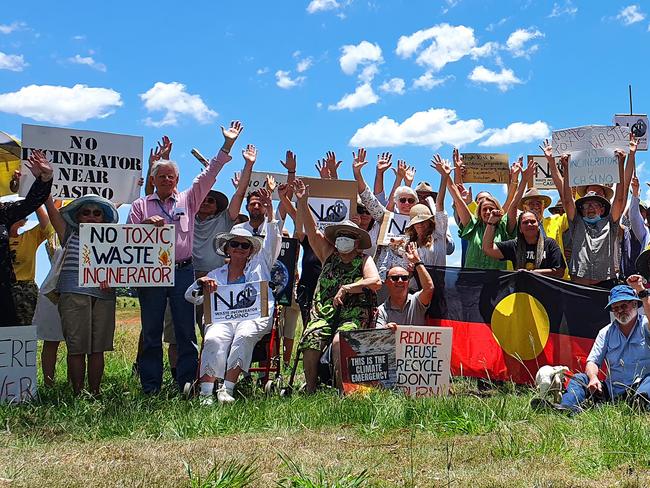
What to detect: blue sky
<box><xmin>1</xmin><ymin>0</ymin><xmax>649</xmax><ymax>280</ymax></box>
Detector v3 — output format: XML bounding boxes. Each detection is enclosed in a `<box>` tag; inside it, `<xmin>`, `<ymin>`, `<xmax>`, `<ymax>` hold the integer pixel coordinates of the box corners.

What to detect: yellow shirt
<box><xmin>543</xmin><ymin>214</ymin><xmax>570</xmax><ymax>280</ymax></box>
<box><xmin>9</xmin><ymin>224</ymin><xmax>54</xmax><ymax>281</ymax></box>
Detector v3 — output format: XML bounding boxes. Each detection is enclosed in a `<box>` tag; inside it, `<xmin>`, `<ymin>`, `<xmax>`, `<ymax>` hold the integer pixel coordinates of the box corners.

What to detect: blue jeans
<box><xmin>137</xmin><ymin>265</ymin><xmax>197</xmax><ymax>393</ymax></box>
<box><xmin>561</xmin><ymin>372</ymin><xmax>650</xmax><ymax>412</ymax></box>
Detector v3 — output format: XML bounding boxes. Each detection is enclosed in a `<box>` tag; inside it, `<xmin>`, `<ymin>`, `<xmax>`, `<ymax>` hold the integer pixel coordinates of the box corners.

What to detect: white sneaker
<box><xmin>216</xmin><ymin>387</ymin><xmax>235</xmax><ymax>404</ymax></box>
<box><xmin>199</xmin><ymin>394</ymin><xmax>214</xmax><ymax>406</ymax></box>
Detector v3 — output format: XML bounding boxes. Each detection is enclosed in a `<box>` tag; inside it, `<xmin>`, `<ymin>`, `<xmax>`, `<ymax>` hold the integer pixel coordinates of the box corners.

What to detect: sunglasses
<box><xmin>228</xmin><ymin>240</ymin><xmax>252</xmax><ymax>250</ymax></box>
<box><xmin>399</xmin><ymin>197</ymin><xmax>416</xmax><ymax>204</ymax></box>
<box><xmin>203</xmin><ymin>197</ymin><xmax>217</xmax><ymax>204</ymax></box>
<box><xmin>81</xmin><ymin>209</ymin><xmax>103</xmax><ymax>217</ymax></box>
<box><xmin>357</xmin><ymin>207</ymin><xmax>370</xmax><ymax>215</ymax></box>
<box><xmin>388</xmin><ymin>275</ymin><xmax>409</xmax><ymax>282</ymax></box>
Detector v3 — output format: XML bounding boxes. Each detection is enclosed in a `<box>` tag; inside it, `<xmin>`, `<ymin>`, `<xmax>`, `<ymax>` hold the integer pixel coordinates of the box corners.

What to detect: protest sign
<box><xmin>248</xmin><ymin>171</ymin><xmax>288</xmax><ymax>200</ymax></box>
<box><xmin>461</xmin><ymin>153</ymin><xmax>509</xmax><ymax>184</ymax></box>
<box><xmin>551</xmin><ymin>125</ymin><xmax>630</xmax><ymax>187</ymax></box>
<box><xmin>0</xmin><ymin>131</ymin><xmax>21</xmax><ymax>197</ymax></box>
<box><xmin>295</xmin><ymin>177</ymin><xmax>357</xmax><ymax>232</ymax></box>
<box><xmin>340</xmin><ymin>326</ymin><xmax>452</xmax><ymax>397</ymax></box>
<box><xmin>528</xmin><ymin>155</ymin><xmax>562</xmax><ymax>190</ymax></box>
<box><xmin>204</xmin><ymin>281</ymin><xmax>269</xmax><ymax>323</ymax></box>
<box><xmin>19</xmin><ymin>124</ymin><xmax>143</xmax><ymax>204</ymax></box>
<box><xmin>271</xmin><ymin>237</ymin><xmax>299</xmax><ymax>306</ymax></box>
<box><xmin>78</xmin><ymin>224</ymin><xmax>175</xmax><ymax>287</ymax></box>
<box><xmin>613</xmin><ymin>114</ymin><xmax>648</xmax><ymax>151</ymax></box>
<box><xmin>377</xmin><ymin>211</ymin><xmax>410</xmax><ymax>246</ymax></box>
<box><xmin>0</xmin><ymin>326</ymin><xmax>37</xmax><ymax>404</ymax></box>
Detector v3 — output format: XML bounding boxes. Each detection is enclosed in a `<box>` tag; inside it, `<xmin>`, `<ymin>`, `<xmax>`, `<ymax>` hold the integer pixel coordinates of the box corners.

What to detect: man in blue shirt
<box><xmin>560</xmin><ymin>278</ymin><xmax>650</xmax><ymax>412</ymax></box>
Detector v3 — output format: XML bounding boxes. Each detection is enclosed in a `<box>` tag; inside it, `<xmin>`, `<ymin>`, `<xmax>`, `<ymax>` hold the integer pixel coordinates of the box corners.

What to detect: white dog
<box><xmin>535</xmin><ymin>365</ymin><xmax>569</xmax><ymax>403</ymax></box>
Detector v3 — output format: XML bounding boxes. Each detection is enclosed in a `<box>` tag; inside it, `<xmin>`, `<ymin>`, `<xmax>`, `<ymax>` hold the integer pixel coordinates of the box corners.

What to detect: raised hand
<box><xmin>352</xmin><ymin>148</ymin><xmax>368</xmax><ymax>175</ymax></box>
<box><xmin>315</xmin><ymin>159</ymin><xmax>330</xmax><ymax>179</ymax></box>
<box><xmin>258</xmin><ymin>187</ymin><xmax>273</xmax><ymax>208</ymax></box>
<box><xmin>630</xmin><ymin>133</ymin><xmax>639</xmax><ymax>155</ymax></box>
<box><xmin>291</xmin><ymin>178</ymin><xmax>309</xmax><ymax>200</ymax></box>
<box><xmin>392</xmin><ymin>159</ymin><xmax>408</xmax><ymax>182</ymax></box>
<box><xmin>539</xmin><ymin>139</ymin><xmax>553</xmax><ymax>159</ymax></box>
<box><xmin>559</xmin><ymin>154</ymin><xmax>569</xmax><ymax>171</ymax></box>
<box><xmin>457</xmin><ymin>183</ymin><xmax>472</xmax><ymax>205</ymax></box>
<box><xmin>627</xmin><ymin>274</ymin><xmax>647</xmax><ymax>292</ymax></box>
<box><xmin>615</xmin><ymin>149</ymin><xmax>626</xmax><ymax>164</ymax></box>
<box><xmin>522</xmin><ymin>158</ymin><xmax>536</xmax><ymax>183</ymax></box>
<box><xmin>281</xmin><ymin>150</ymin><xmax>297</xmax><ymax>173</ymax></box>
<box><xmin>509</xmin><ymin>158</ymin><xmax>523</xmax><ymax>184</ymax></box>
<box><xmin>325</xmin><ymin>151</ymin><xmax>342</xmax><ymax>177</ymax></box>
<box><xmin>376</xmin><ymin>152</ymin><xmax>393</xmax><ymax>173</ymax></box>
<box><xmin>25</xmin><ymin>150</ymin><xmax>53</xmax><ymax>181</ymax></box>
<box><xmin>277</xmin><ymin>183</ymin><xmax>290</xmax><ymax>199</ymax></box>
<box><xmin>242</xmin><ymin>144</ymin><xmax>257</xmax><ymax>165</ymax></box>
<box><xmin>431</xmin><ymin>154</ymin><xmax>452</xmax><ymax>177</ymax></box>
<box><xmin>487</xmin><ymin>208</ymin><xmax>503</xmax><ymax>224</ymax></box>
<box><xmin>221</xmin><ymin>120</ymin><xmax>244</xmax><ymax>151</ymax></box>
<box><xmin>149</xmin><ymin>135</ymin><xmax>172</xmax><ymax>165</ymax></box>
<box><xmin>265</xmin><ymin>174</ymin><xmax>277</xmax><ymax>193</ymax></box>
<box><xmin>404</xmin><ymin>242</ymin><xmax>421</xmax><ymax>265</ymax></box>
<box><xmin>404</xmin><ymin>165</ymin><xmax>416</xmax><ymax>187</ymax></box>
<box><xmin>231</xmin><ymin>171</ymin><xmax>241</xmax><ymax>189</ymax></box>
<box><xmin>631</xmin><ymin>174</ymin><xmax>640</xmax><ymax>197</ymax></box>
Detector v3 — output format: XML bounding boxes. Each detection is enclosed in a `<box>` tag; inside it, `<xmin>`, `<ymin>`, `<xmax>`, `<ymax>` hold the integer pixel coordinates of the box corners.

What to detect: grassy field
<box><xmin>2</xmin><ymin>309</ymin><xmax>650</xmax><ymax>487</ymax></box>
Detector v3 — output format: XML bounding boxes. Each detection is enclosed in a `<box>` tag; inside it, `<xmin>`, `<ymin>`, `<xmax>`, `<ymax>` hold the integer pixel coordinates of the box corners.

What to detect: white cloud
<box><xmin>480</xmin><ymin>121</ymin><xmax>550</xmax><ymax>146</ymax></box>
<box><xmin>68</xmin><ymin>54</ymin><xmax>107</xmax><ymax>72</ymax></box>
<box><xmin>548</xmin><ymin>1</ymin><xmax>577</xmax><ymax>18</ymax></box>
<box><xmin>0</xmin><ymin>22</ymin><xmax>26</xmax><ymax>35</ymax></box>
<box><xmin>349</xmin><ymin>108</ymin><xmax>487</xmax><ymax>148</ymax></box>
<box><xmin>307</xmin><ymin>0</ymin><xmax>339</xmax><ymax>13</ymax></box>
<box><xmin>0</xmin><ymin>51</ymin><xmax>27</xmax><ymax>71</ymax></box>
<box><xmin>396</xmin><ymin>23</ymin><xmax>492</xmax><ymax>72</ymax></box>
<box><xmin>339</xmin><ymin>41</ymin><xmax>383</xmax><ymax>77</ymax></box>
<box><xmin>412</xmin><ymin>72</ymin><xmax>450</xmax><ymax>90</ymax></box>
<box><xmin>296</xmin><ymin>57</ymin><xmax>313</xmax><ymax>73</ymax></box>
<box><xmin>379</xmin><ymin>78</ymin><xmax>405</xmax><ymax>95</ymax></box>
<box><xmin>256</xmin><ymin>67</ymin><xmax>269</xmax><ymax>75</ymax></box>
<box><xmin>505</xmin><ymin>28</ymin><xmax>544</xmax><ymax>57</ymax></box>
<box><xmin>470</xmin><ymin>41</ymin><xmax>499</xmax><ymax>59</ymax></box>
<box><xmin>140</xmin><ymin>81</ymin><xmax>217</xmax><ymax>127</ymax></box>
<box><xmin>328</xmin><ymin>83</ymin><xmax>378</xmax><ymax>111</ymax></box>
<box><xmin>0</xmin><ymin>84</ymin><xmax>122</xmax><ymax>124</ymax></box>
<box><xmin>486</xmin><ymin>18</ymin><xmax>508</xmax><ymax>32</ymax></box>
<box><xmin>616</xmin><ymin>5</ymin><xmax>645</xmax><ymax>25</ymax></box>
<box><xmin>275</xmin><ymin>70</ymin><xmax>305</xmax><ymax>89</ymax></box>
<box><xmin>468</xmin><ymin>65</ymin><xmax>523</xmax><ymax>91</ymax></box>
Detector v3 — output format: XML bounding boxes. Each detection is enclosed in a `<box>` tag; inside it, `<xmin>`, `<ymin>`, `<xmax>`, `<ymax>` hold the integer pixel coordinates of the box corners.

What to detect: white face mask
<box><xmin>335</xmin><ymin>236</ymin><xmax>356</xmax><ymax>253</ymax></box>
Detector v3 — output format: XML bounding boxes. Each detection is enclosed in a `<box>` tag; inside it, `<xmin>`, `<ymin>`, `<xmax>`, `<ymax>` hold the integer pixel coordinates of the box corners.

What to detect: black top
<box><xmin>496</xmin><ymin>236</ymin><xmax>565</xmax><ymax>271</ymax></box>
<box><xmin>296</xmin><ymin>235</ymin><xmax>322</xmax><ymax>307</ymax></box>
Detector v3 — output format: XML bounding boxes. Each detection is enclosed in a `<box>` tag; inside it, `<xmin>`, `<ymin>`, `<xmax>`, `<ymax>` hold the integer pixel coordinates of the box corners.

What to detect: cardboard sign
<box><xmin>19</xmin><ymin>124</ymin><xmax>143</xmax><ymax>204</ymax></box>
<box><xmin>295</xmin><ymin>177</ymin><xmax>357</xmax><ymax>232</ymax></box>
<box><xmin>307</xmin><ymin>196</ymin><xmax>350</xmax><ymax>230</ymax></box>
<box><xmin>528</xmin><ymin>155</ymin><xmax>562</xmax><ymax>190</ymax></box>
<box><xmin>204</xmin><ymin>281</ymin><xmax>269</xmax><ymax>323</ymax></box>
<box><xmin>248</xmin><ymin>171</ymin><xmax>289</xmax><ymax>200</ymax></box>
<box><xmin>340</xmin><ymin>325</ymin><xmax>452</xmax><ymax>397</ymax></box>
<box><xmin>270</xmin><ymin>237</ymin><xmax>299</xmax><ymax>306</ymax></box>
<box><xmin>78</xmin><ymin>224</ymin><xmax>175</xmax><ymax>287</ymax></box>
<box><xmin>0</xmin><ymin>326</ymin><xmax>37</xmax><ymax>404</ymax></box>
<box><xmin>461</xmin><ymin>153</ymin><xmax>509</xmax><ymax>184</ymax></box>
<box><xmin>552</xmin><ymin>125</ymin><xmax>630</xmax><ymax>187</ymax></box>
<box><xmin>613</xmin><ymin>114</ymin><xmax>648</xmax><ymax>151</ymax></box>
<box><xmin>377</xmin><ymin>211</ymin><xmax>410</xmax><ymax>246</ymax></box>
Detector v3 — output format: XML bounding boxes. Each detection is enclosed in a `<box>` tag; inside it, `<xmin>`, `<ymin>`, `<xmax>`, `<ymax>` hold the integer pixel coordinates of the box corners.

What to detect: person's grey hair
<box><xmin>151</xmin><ymin>159</ymin><xmax>180</xmax><ymax>178</ymax></box>
<box><xmin>393</xmin><ymin>186</ymin><xmax>417</xmax><ymax>202</ymax></box>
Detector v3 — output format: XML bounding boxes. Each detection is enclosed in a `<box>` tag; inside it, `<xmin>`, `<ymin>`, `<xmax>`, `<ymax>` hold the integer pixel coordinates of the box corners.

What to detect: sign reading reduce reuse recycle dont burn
<box><xmin>339</xmin><ymin>326</ymin><xmax>452</xmax><ymax>397</ymax></box>
<box><xmin>78</xmin><ymin>224</ymin><xmax>175</xmax><ymax>287</ymax></box>
<box><xmin>204</xmin><ymin>281</ymin><xmax>269</xmax><ymax>323</ymax></box>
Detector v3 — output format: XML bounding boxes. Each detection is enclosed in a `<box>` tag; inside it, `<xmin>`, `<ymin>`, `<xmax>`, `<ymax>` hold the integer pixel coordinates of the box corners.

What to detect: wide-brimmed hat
<box><xmin>324</xmin><ymin>219</ymin><xmax>372</xmax><ymax>250</ymax></box>
<box><xmin>636</xmin><ymin>247</ymin><xmax>650</xmax><ymax>278</ymax></box>
<box><xmin>406</xmin><ymin>204</ymin><xmax>435</xmax><ymax>229</ymax></box>
<box><xmin>214</xmin><ymin>227</ymin><xmax>263</xmax><ymax>255</ymax></box>
<box><xmin>576</xmin><ymin>184</ymin><xmax>614</xmax><ymax>201</ymax></box>
<box><xmin>518</xmin><ymin>188</ymin><xmax>552</xmax><ymax>211</ymax></box>
<box><xmin>604</xmin><ymin>285</ymin><xmax>642</xmax><ymax>311</ymax></box>
<box><xmin>640</xmin><ymin>200</ymin><xmax>648</xmax><ymax>213</ymax></box>
<box><xmin>575</xmin><ymin>191</ymin><xmax>611</xmax><ymax>218</ymax></box>
<box><xmin>61</xmin><ymin>194</ymin><xmax>119</xmax><ymax>228</ymax></box>
<box><xmin>415</xmin><ymin>181</ymin><xmax>433</xmax><ymax>193</ymax></box>
<box><xmin>548</xmin><ymin>199</ymin><xmax>564</xmax><ymax>215</ymax></box>
<box><xmin>204</xmin><ymin>190</ymin><xmax>228</xmax><ymax>213</ymax></box>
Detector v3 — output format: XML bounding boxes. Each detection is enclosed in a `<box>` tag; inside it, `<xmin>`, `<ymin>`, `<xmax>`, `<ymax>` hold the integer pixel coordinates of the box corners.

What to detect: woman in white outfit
<box><xmin>185</xmin><ymin>192</ymin><xmax>281</xmax><ymax>404</ymax></box>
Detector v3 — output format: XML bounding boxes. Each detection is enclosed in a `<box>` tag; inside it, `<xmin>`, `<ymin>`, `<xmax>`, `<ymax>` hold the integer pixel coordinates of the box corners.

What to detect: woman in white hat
<box><xmin>184</xmin><ymin>190</ymin><xmax>281</xmax><ymax>405</ymax></box>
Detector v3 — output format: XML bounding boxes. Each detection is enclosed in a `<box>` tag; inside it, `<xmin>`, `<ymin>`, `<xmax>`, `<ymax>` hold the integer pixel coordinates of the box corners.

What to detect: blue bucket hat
<box><xmin>604</xmin><ymin>285</ymin><xmax>642</xmax><ymax>311</ymax></box>
<box><xmin>60</xmin><ymin>194</ymin><xmax>119</xmax><ymax>228</ymax></box>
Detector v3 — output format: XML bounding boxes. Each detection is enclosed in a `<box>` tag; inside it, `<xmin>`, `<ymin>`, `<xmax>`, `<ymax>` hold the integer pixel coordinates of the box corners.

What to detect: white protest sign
<box><xmin>19</xmin><ymin>124</ymin><xmax>143</xmax><ymax>204</ymax></box>
<box><xmin>307</xmin><ymin>196</ymin><xmax>350</xmax><ymax>230</ymax></box>
<box><xmin>528</xmin><ymin>155</ymin><xmax>561</xmax><ymax>190</ymax></box>
<box><xmin>248</xmin><ymin>171</ymin><xmax>288</xmax><ymax>200</ymax></box>
<box><xmin>0</xmin><ymin>326</ymin><xmax>37</xmax><ymax>404</ymax></box>
<box><xmin>395</xmin><ymin>326</ymin><xmax>452</xmax><ymax>397</ymax></box>
<box><xmin>78</xmin><ymin>224</ymin><xmax>175</xmax><ymax>287</ymax></box>
<box><xmin>613</xmin><ymin>114</ymin><xmax>648</xmax><ymax>151</ymax></box>
<box><xmin>551</xmin><ymin>125</ymin><xmax>630</xmax><ymax>187</ymax></box>
<box><xmin>207</xmin><ymin>281</ymin><xmax>269</xmax><ymax>323</ymax></box>
<box><xmin>377</xmin><ymin>211</ymin><xmax>410</xmax><ymax>246</ymax></box>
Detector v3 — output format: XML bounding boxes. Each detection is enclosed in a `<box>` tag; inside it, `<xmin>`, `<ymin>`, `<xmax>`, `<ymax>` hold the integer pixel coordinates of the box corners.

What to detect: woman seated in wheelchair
<box><xmin>185</xmin><ymin>194</ymin><xmax>281</xmax><ymax>405</ymax></box>
<box><xmin>293</xmin><ymin>179</ymin><xmax>382</xmax><ymax>393</ymax></box>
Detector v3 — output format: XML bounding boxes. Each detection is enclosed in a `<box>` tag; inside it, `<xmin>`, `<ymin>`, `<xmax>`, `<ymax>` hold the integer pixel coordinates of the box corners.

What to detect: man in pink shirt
<box><xmin>128</xmin><ymin>121</ymin><xmax>243</xmax><ymax>393</ymax></box>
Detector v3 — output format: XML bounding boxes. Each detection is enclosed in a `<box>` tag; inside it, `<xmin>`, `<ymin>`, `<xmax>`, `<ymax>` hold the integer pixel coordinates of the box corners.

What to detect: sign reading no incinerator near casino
<box><xmin>78</xmin><ymin>224</ymin><xmax>175</xmax><ymax>287</ymax></box>
<box><xmin>19</xmin><ymin>124</ymin><xmax>143</xmax><ymax>204</ymax></box>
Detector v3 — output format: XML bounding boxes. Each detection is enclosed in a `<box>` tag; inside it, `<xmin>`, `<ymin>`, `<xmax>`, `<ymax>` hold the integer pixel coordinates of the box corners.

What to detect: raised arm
<box><xmin>559</xmin><ymin>155</ymin><xmax>576</xmax><ymax>221</ymax></box>
<box><xmin>482</xmin><ymin>209</ymin><xmax>505</xmax><ymax>260</ymax></box>
<box><xmin>502</xmin><ymin>158</ymin><xmax>522</xmax><ymax>214</ymax></box>
<box><xmin>256</xmin><ymin>188</ymin><xmax>282</xmax><ymax>269</ymax></box>
<box><xmin>386</xmin><ymin>160</ymin><xmax>407</xmax><ymax>212</ymax></box>
<box><xmin>145</xmin><ymin>136</ymin><xmax>172</xmax><ymax>196</ymax></box>
<box><xmin>433</xmin><ymin>154</ymin><xmax>471</xmax><ymax>227</ymax></box>
<box><xmin>505</xmin><ymin>159</ymin><xmax>535</xmax><ymax>233</ymax></box>
<box><xmin>611</xmin><ymin>135</ymin><xmax>637</xmax><ymax>222</ymax></box>
<box><xmin>540</xmin><ymin>139</ymin><xmax>566</xmax><ymax>204</ymax></box>
<box><xmin>373</xmin><ymin>152</ymin><xmax>392</xmax><ymax>196</ymax></box>
<box><xmin>353</xmin><ymin>149</ymin><xmax>387</xmax><ymax>221</ymax></box>
<box><xmin>293</xmin><ymin>178</ymin><xmax>334</xmax><ymax>263</ymax></box>
<box><xmin>431</xmin><ymin>155</ymin><xmax>451</xmax><ymax>213</ymax></box>
<box><xmin>277</xmin><ymin>183</ymin><xmax>297</xmax><ymax>222</ymax></box>
<box><xmin>629</xmin><ymin>175</ymin><xmax>648</xmax><ymax>244</ymax></box>
<box><xmin>452</xmin><ymin>148</ymin><xmax>464</xmax><ymax>186</ymax></box>
<box><xmin>324</xmin><ymin>151</ymin><xmax>342</xmax><ymax>180</ymax></box>
<box><xmin>227</xmin><ymin>143</ymin><xmax>256</xmax><ymax>221</ymax></box>
<box><xmin>405</xmin><ymin>243</ymin><xmax>434</xmax><ymax>306</ymax></box>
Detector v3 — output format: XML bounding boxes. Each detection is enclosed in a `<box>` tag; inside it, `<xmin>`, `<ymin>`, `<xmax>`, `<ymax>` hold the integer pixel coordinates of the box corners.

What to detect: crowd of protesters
<box><xmin>2</xmin><ymin>118</ymin><xmax>650</xmax><ymax>411</ymax></box>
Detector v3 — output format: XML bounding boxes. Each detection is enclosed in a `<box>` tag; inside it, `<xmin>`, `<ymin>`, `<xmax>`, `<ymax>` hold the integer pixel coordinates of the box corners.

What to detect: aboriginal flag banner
<box><xmin>425</xmin><ymin>266</ymin><xmax>610</xmax><ymax>384</ymax></box>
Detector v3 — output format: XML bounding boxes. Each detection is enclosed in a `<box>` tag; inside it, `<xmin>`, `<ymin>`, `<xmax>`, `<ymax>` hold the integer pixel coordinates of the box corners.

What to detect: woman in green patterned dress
<box><xmin>292</xmin><ymin>179</ymin><xmax>382</xmax><ymax>393</ymax></box>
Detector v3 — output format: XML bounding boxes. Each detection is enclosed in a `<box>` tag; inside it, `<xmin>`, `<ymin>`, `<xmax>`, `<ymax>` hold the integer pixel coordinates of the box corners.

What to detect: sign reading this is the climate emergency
<box><xmin>0</xmin><ymin>326</ymin><xmax>37</xmax><ymax>404</ymax></box>
<box><xmin>205</xmin><ymin>281</ymin><xmax>269</xmax><ymax>323</ymax></box>
<box><xmin>19</xmin><ymin>124</ymin><xmax>143</xmax><ymax>204</ymax></box>
<box><xmin>78</xmin><ymin>224</ymin><xmax>175</xmax><ymax>287</ymax></box>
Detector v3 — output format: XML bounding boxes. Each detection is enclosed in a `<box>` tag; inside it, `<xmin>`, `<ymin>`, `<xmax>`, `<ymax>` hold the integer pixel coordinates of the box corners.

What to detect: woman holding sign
<box><xmin>184</xmin><ymin>189</ymin><xmax>281</xmax><ymax>405</ymax></box>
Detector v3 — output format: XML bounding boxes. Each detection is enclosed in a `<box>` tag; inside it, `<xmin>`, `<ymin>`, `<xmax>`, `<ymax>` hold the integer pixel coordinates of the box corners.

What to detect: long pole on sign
<box><xmin>629</xmin><ymin>84</ymin><xmax>633</xmax><ymax>115</ymax></box>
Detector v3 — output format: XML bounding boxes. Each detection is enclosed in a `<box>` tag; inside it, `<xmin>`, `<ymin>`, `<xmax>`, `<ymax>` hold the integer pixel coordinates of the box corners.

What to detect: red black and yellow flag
<box><xmin>425</xmin><ymin>266</ymin><xmax>610</xmax><ymax>384</ymax></box>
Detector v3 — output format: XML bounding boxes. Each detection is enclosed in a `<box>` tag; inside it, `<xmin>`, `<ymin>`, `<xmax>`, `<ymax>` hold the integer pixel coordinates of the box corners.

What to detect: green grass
<box><xmin>2</xmin><ymin>308</ymin><xmax>650</xmax><ymax>486</ymax></box>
